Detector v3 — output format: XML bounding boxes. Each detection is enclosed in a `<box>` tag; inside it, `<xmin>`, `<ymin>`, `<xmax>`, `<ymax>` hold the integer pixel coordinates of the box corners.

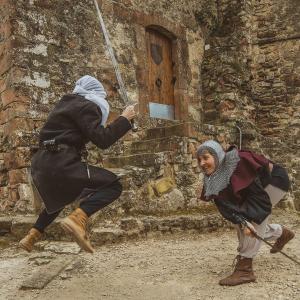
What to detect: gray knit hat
<box><xmin>197</xmin><ymin>140</ymin><xmax>240</xmax><ymax>198</ymax></box>
<box><xmin>197</xmin><ymin>140</ymin><xmax>225</xmax><ymax>167</ymax></box>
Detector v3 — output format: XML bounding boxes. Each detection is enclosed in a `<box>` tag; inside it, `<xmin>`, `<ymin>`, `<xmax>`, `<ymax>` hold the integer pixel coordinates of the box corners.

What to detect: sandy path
<box><xmin>1</xmin><ymin>211</ymin><xmax>299</xmax><ymax>300</ymax></box>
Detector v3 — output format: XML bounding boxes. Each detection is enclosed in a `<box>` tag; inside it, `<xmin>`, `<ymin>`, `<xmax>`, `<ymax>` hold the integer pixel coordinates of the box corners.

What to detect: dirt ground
<box><xmin>1</xmin><ymin>210</ymin><xmax>300</xmax><ymax>300</ymax></box>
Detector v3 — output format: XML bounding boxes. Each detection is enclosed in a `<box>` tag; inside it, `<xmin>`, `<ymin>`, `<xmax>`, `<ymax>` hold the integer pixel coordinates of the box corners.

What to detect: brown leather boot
<box><xmin>19</xmin><ymin>228</ymin><xmax>42</xmax><ymax>252</ymax></box>
<box><xmin>270</xmin><ymin>227</ymin><xmax>295</xmax><ymax>254</ymax></box>
<box><xmin>60</xmin><ymin>208</ymin><xmax>94</xmax><ymax>253</ymax></box>
<box><xmin>219</xmin><ymin>256</ymin><xmax>256</xmax><ymax>286</ymax></box>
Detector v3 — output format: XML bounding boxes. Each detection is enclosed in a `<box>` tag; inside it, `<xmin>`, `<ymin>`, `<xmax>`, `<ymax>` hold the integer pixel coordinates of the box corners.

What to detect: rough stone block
<box><xmin>11</xmin><ymin>215</ymin><xmax>37</xmax><ymax>237</ymax></box>
<box><xmin>43</xmin><ymin>242</ymin><xmax>81</xmax><ymax>254</ymax></box>
<box><xmin>92</xmin><ymin>228</ymin><xmax>124</xmax><ymax>245</ymax></box>
<box><xmin>45</xmin><ymin>218</ymin><xmax>72</xmax><ymax>241</ymax></box>
<box><xmin>0</xmin><ymin>76</ymin><xmax>8</xmax><ymax>94</ymax></box>
<box><xmin>149</xmin><ymin>188</ymin><xmax>185</xmax><ymax>213</ymax></box>
<box><xmin>129</xmin><ymin>136</ymin><xmax>184</xmax><ymax>155</ymax></box>
<box><xmin>188</xmin><ymin>142</ymin><xmax>197</xmax><ymax>157</ymax></box>
<box><xmin>1</xmin><ymin>89</ymin><xmax>31</xmax><ymax>108</ymax></box>
<box><xmin>0</xmin><ymin>216</ymin><xmax>12</xmax><ymax>234</ymax></box>
<box><xmin>0</xmin><ymin>21</ymin><xmax>11</xmax><ymax>40</ymax></box>
<box><xmin>20</xmin><ymin>256</ymin><xmax>73</xmax><ymax>290</ymax></box>
<box><xmin>28</xmin><ymin>252</ymin><xmax>55</xmax><ymax>266</ymax></box>
<box><xmin>152</xmin><ymin>177</ymin><xmax>175</xmax><ymax>196</ymax></box>
<box><xmin>192</xmin><ymin>158</ymin><xmax>198</xmax><ymax>168</ymax></box>
<box><xmin>8</xmin><ymin>168</ymin><xmax>28</xmax><ymax>185</ymax></box>
<box><xmin>4</xmin><ymin>147</ymin><xmax>31</xmax><ymax>169</ymax></box>
<box><xmin>18</xmin><ymin>183</ymin><xmax>32</xmax><ymax>202</ymax></box>
<box><xmin>145</xmin><ymin>122</ymin><xmax>200</xmax><ymax>140</ymax></box>
<box><xmin>0</xmin><ymin>50</ymin><xmax>12</xmax><ymax>76</ymax></box>
<box><xmin>147</xmin><ymin>183</ymin><xmax>155</xmax><ymax>199</ymax></box>
<box><xmin>8</xmin><ymin>184</ymin><xmax>20</xmax><ymax>204</ymax></box>
<box><xmin>0</xmin><ymin>103</ymin><xmax>29</xmax><ymax>125</ymax></box>
<box><xmin>103</xmin><ymin>153</ymin><xmax>167</xmax><ymax>168</ymax></box>
<box><xmin>119</xmin><ymin>218</ymin><xmax>144</xmax><ymax>231</ymax></box>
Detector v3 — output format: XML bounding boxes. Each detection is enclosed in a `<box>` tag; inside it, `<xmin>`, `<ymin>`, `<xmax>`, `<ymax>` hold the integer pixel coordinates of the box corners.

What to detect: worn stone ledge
<box><xmin>91</xmin><ymin>214</ymin><xmax>229</xmax><ymax>246</ymax></box>
<box><xmin>20</xmin><ymin>256</ymin><xmax>74</xmax><ymax>290</ymax></box>
<box><xmin>1</xmin><ymin>213</ymin><xmax>229</xmax><ymax>246</ymax></box>
<box><xmin>0</xmin><ymin>215</ymin><xmax>69</xmax><ymax>241</ymax></box>
<box><xmin>0</xmin><ymin>216</ymin><xmax>11</xmax><ymax>235</ymax></box>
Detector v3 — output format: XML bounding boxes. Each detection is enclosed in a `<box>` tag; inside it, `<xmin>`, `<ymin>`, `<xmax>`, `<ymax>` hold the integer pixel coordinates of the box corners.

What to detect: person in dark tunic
<box><xmin>19</xmin><ymin>75</ymin><xmax>136</xmax><ymax>253</ymax></box>
<box><xmin>197</xmin><ymin>140</ymin><xmax>295</xmax><ymax>286</ymax></box>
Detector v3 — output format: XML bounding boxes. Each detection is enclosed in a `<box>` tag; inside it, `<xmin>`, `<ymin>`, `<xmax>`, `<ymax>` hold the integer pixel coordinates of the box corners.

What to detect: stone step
<box><xmin>144</xmin><ymin>122</ymin><xmax>201</xmax><ymax>140</ymax></box>
<box><xmin>1</xmin><ymin>212</ymin><xmax>227</xmax><ymax>247</ymax></box>
<box><xmin>91</xmin><ymin>213</ymin><xmax>227</xmax><ymax>247</ymax></box>
<box><xmin>125</xmin><ymin>136</ymin><xmax>188</xmax><ymax>155</ymax></box>
<box><xmin>103</xmin><ymin>152</ymin><xmax>173</xmax><ymax>169</ymax></box>
<box><xmin>0</xmin><ymin>215</ymin><xmax>67</xmax><ymax>241</ymax></box>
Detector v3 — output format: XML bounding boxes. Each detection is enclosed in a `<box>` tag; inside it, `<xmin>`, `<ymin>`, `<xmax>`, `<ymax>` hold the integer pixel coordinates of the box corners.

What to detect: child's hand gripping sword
<box><xmin>93</xmin><ymin>0</ymin><xmax>138</xmax><ymax>132</ymax></box>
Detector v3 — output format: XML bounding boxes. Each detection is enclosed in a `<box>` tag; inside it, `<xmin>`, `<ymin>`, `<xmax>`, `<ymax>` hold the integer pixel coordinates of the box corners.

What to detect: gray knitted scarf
<box><xmin>197</xmin><ymin>140</ymin><xmax>240</xmax><ymax>198</ymax></box>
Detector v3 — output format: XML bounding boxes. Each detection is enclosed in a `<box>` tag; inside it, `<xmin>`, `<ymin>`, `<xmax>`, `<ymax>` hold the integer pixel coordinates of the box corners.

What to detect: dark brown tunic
<box><xmin>31</xmin><ymin>94</ymin><xmax>132</xmax><ymax>213</ymax></box>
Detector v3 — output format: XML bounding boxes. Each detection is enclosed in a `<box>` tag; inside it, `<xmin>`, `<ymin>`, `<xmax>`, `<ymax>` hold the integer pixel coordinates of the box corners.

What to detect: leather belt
<box><xmin>40</xmin><ymin>139</ymin><xmax>87</xmax><ymax>159</ymax></box>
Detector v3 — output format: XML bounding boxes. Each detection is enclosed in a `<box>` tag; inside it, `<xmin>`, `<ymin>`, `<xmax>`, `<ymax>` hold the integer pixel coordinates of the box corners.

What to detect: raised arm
<box><xmin>74</xmin><ymin>102</ymin><xmax>132</xmax><ymax>149</ymax></box>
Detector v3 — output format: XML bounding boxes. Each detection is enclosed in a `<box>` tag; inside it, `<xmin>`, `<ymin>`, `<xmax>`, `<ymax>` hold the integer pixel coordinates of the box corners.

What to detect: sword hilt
<box><xmin>131</xmin><ymin>119</ymin><xmax>138</xmax><ymax>132</ymax></box>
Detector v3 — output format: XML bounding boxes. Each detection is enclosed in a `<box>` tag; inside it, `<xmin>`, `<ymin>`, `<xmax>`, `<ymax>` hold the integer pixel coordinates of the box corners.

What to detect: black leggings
<box><xmin>33</xmin><ymin>180</ymin><xmax>122</xmax><ymax>233</ymax></box>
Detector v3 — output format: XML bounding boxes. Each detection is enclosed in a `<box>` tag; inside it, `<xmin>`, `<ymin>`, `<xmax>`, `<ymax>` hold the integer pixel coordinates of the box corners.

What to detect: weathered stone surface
<box><xmin>0</xmin><ymin>0</ymin><xmax>207</xmax><ymax>213</ymax></box>
<box><xmin>149</xmin><ymin>188</ymin><xmax>185</xmax><ymax>212</ymax></box>
<box><xmin>128</xmin><ymin>136</ymin><xmax>187</xmax><ymax>155</ymax></box>
<box><xmin>91</xmin><ymin>228</ymin><xmax>125</xmax><ymax>246</ymax></box>
<box><xmin>152</xmin><ymin>177</ymin><xmax>175</xmax><ymax>196</ymax></box>
<box><xmin>119</xmin><ymin>217</ymin><xmax>144</xmax><ymax>231</ymax></box>
<box><xmin>11</xmin><ymin>215</ymin><xmax>37</xmax><ymax>237</ymax></box>
<box><xmin>145</xmin><ymin>122</ymin><xmax>201</xmax><ymax>140</ymax></box>
<box><xmin>20</xmin><ymin>256</ymin><xmax>73</xmax><ymax>290</ymax></box>
<box><xmin>92</xmin><ymin>212</ymin><xmax>228</xmax><ymax>245</ymax></box>
<box><xmin>44</xmin><ymin>242</ymin><xmax>81</xmax><ymax>254</ymax></box>
<box><xmin>0</xmin><ymin>216</ymin><xmax>12</xmax><ymax>233</ymax></box>
<box><xmin>200</xmin><ymin>0</ymin><xmax>299</xmax><ymax>209</ymax></box>
<box><xmin>103</xmin><ymin>152</ymin><xmax>171</xmax><ymax>168</ymax></box>
<box><xmin>29</xmin><ymin>252</ymin><xmax>55</xmax><ymax>266</ymax></box>
<box><xmin>10</xmin><ymin>215</ymin><xmax>70</xmax><ymax>240</ymax></box>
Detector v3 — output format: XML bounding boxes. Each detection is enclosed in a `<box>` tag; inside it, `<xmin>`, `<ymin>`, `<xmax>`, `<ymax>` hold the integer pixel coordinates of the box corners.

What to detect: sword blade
<box><xmin>93</xmin><ymin>0</ymin><xmax>133</xmax><ymax>105</ymax></box>
<box><xmin>252</xmin><ymin>232</ymin><xmax>300</xmax><ymax>266</ymax></box>
<box><xmin>245</xmin><ymin>224</ymin><xmax>300</xmax><ymax>266</ymax></box>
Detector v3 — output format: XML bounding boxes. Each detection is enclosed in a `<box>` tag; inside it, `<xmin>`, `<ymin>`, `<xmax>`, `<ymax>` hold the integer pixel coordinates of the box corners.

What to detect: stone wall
<box><xmin>200</xmin><ymin>0</ymin><xmax>299</xmax><ymax>209</ymax></box>
<box><xmin>251</xmin><ymin>0</ymin><xmax>300</xmax><ymax>209</ymax></box>
<box><xmin>200</xmin><ymin>0</ymin><xmax>256</xmax><ymax>140</ymax></box>
<box><xmin>0</xmin><ymin>0</ymin><xmax>298</xmax><ymax>214</ymax></box>
<box><xmin>0</xmin><ymin>0</ymin><xmax>206</xmax><ymax>213</ymax></box>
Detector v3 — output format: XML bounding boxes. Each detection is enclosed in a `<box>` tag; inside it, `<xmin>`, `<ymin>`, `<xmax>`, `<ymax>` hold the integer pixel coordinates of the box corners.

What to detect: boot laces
<box><xmin>78</xmin><ymin>216</ymin><xmax>90</xmax><ymax>240</ymax></box>
<box><xmin>76</xmin><ymin>214</ymin><xmax>87</xmax><ymax>230</ymax></box>
<box><xmin>77</xmin><ymin>213</ymin><xmax>87</xmax><ymax>229</ymax></box>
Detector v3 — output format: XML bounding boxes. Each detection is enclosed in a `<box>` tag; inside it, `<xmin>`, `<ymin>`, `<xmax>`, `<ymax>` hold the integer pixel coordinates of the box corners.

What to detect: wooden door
<box><xmin>146</xmin><ymin>28</ymin><xmax>175</xmax><ymax>118</ymax></box>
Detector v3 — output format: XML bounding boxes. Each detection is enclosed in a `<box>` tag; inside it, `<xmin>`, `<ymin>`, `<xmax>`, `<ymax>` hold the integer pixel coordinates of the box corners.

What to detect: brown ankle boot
<box><xmin>19</xmin><ymin>228</ymin><xmax>42</xmax><ymax>252</ymax></box>
<box><xmin>219</xmin><ymin>256</ymin><xmax>256</xmax><ymax>286</ymax></box>
<box><xmin>60</xmin><ymin>208</ymin><xmax>94</xmax><ymax>253</ymax></box>
<box><xmin>270</xmin><ymin>227</ymin><xmax>295</xmax><ymax>254</ymax></box>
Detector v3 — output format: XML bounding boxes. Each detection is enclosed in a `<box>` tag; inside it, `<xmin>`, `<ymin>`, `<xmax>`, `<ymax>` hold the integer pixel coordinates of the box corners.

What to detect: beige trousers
<box><xmin>235</xmin><ymin>184</ymin><xmax>286</xmax><ymax>258</ymax></box>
